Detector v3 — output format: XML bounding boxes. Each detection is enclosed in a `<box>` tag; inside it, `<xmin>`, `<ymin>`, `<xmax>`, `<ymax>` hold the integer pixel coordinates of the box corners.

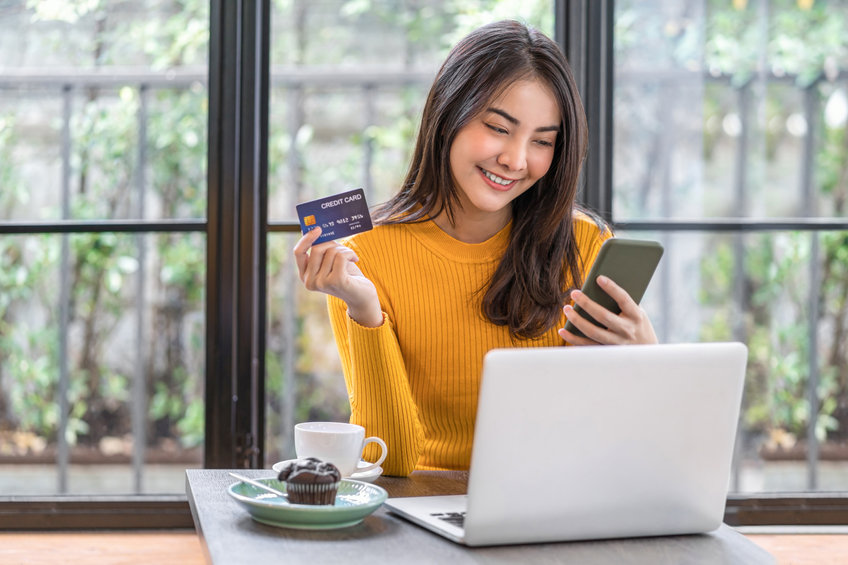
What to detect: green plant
<box><xmin>691</xmin><ymin>0</ymin><xmax>848</xmax><ymax>450</ymax></box>
<box><xmin>1</xmin><ymin>1</ymin><xmax>209</xmax><ymax>456</ymax></box>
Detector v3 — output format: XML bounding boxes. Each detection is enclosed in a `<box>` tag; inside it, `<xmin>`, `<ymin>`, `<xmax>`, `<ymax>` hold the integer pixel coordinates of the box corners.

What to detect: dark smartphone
<box><xmin>563</xmin><ymin>238</ymin><xmax>664</xmax><ymax>338</ymax></box>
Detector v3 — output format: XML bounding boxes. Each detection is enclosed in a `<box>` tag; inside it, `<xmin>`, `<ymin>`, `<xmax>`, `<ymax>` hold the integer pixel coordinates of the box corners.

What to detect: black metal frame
<box><xmin>205</xmin><ymin>0</ymin><xmax>269</xmax><ymax>470</ymax></box>
<box><xmin>559</xmin><ymin>0</ymin><xmax>615</xmax><ymax>220</ymax></box>
<box><xmin>0</xmin><ymin>220</ymin><xmax>204</xmax><ymax>234</ymax></box>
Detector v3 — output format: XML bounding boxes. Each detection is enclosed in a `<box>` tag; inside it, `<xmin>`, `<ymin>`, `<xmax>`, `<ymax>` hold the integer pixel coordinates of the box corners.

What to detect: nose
<box><xmin>496</xmin><ymin>139</ymin><xmax>527</xmax><ymax>172</ymax></box>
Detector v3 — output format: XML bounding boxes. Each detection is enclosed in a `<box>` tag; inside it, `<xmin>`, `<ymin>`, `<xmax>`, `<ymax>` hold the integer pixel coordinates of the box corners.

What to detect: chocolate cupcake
<box><xmin>276</xmin><ymin>457</ymin><xmax>341</xmax><ymax>505</ymax></box>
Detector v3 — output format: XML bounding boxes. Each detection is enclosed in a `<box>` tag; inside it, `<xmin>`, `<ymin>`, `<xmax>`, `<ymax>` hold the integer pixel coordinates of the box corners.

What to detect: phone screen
<box><xmin>563</xmin><ymin>238</ymin><xmax>664</xmax><ymax>338</ymax></box>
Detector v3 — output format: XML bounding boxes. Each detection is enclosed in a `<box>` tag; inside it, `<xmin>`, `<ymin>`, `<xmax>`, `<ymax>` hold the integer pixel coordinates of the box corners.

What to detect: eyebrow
<box><xmin>486</xmin><ymin>107</ymin><xmax>560</xmax><ymax>133</ymax></box>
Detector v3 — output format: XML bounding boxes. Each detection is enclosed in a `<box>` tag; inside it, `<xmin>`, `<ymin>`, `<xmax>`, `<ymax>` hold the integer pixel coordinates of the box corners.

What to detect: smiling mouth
<box><xmin>479</xmin><ymin>167</ymin><xmax>517</xmax><ymax>187</ymax></box>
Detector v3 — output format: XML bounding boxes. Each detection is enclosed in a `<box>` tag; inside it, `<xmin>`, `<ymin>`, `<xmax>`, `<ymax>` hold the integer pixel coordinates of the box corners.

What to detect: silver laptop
<box><xmin>384</xmin><ymin>342</ymin><xmax>748</xmax><ymax>546</ymax></box>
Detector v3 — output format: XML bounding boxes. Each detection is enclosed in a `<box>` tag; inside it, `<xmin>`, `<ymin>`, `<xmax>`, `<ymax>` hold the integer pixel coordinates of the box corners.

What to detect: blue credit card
<box><xmin>295</xmin><ymin>188</ymin><xmax>373</xmax><ymax>245</ymax></box>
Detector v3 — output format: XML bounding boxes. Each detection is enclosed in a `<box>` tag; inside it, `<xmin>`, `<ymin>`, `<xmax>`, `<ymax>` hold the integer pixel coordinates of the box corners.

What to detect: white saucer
<box><xmin>271</xmin><ymin>459</ymin><xmax>384</xmax><ymax>483</ymax></box>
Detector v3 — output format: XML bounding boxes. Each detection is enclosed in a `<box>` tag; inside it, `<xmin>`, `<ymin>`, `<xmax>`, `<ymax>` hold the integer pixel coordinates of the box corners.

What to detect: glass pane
<box><xmin>614</xmin><ymin>0</ymin><xmax>848</xmax><ymax>220</ymax></box>
<box><xmin>619</xmin><ymin>229</ymin><xmax>848</xmax><ymax>493</ymax></box>
<box><xmin>0</xmin><ymin>233</ymin><xmax>205</xmax><ymax>495</ymax></box>
<box><xmin>266</xmin><ymin>233</ymin><xmax>352</xmax><ymax>464</ymax></box>
<box><xmin>266</xmin><ymin>1</ymin><xmax>555</xmax><ymax>461</ymax></box>
<box><xmin>267</xmin><ymin>1</ymin><xmax>555</xmax><ymax>223</ymax></box>
<box><xmin>1</xmin><ymin>0</ymin><xmax>208</xmax><ymax>498</ymax></box>
<box><xmin>0</xmin><ymin>1</ymin><xmax>208</xmax><ymax>222</ymax></box>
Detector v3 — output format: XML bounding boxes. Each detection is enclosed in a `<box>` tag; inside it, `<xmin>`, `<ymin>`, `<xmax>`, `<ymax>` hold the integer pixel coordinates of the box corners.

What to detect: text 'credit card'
<box><xmin>295</xmin><ymin>188</ymin><xmax>373</xmax><ymax>245</ymax></box>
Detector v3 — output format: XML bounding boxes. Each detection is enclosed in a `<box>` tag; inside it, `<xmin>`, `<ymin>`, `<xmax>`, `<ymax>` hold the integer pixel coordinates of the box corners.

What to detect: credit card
<box><xmin>295</xmin><ymin>188</ymin><xmax>373</xmax><ymax>245</ymax></box>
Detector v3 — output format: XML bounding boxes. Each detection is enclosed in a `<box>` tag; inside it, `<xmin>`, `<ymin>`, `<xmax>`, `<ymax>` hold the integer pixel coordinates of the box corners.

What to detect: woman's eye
<box><xmin>535</xmin><ymin>139</ymin><xmax>554</xmax><ymax>147</ymax></box>
<box><xmin>485</xmin><ymin>123</ymin><xmax>508</xmax><ymax>135</ymax></box>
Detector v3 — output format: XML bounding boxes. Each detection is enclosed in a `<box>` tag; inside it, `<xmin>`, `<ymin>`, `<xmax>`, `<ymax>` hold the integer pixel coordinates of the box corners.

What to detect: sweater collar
<box><xmin>404</xmin><ymin>218</ymin><xmax>511</xmax><ymax>264</ymax></box>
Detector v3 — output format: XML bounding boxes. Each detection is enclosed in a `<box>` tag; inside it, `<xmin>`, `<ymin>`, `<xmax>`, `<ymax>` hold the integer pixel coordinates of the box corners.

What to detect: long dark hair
<box><xmin>373</xmin><ymin>20</ymin><xmax>593</xmax><ymax>339</ymax></box>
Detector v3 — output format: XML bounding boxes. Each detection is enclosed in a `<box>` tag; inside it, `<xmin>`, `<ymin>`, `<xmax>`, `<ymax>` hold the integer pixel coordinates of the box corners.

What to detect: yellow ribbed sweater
<box><xmin>327</xmin><ymin>214</ymin><xmax>609</xmax><ymax>476</ymax></box>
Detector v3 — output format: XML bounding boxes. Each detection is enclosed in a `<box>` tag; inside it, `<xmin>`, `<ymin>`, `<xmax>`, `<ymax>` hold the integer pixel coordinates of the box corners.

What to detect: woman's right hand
<box><xmin>293</xmin><ymin>227</ymin><xmax>384</xmax><ymax>327</ymax></box>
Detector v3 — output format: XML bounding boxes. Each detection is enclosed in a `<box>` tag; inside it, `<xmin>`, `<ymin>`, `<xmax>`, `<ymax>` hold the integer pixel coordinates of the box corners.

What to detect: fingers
<box><xmin>293</xmin><ymin>227</ymin><xmax>323</xmax><ymax>278</ymax></box>
<box><xmin>560</xmin><ymin>303</ymin><xmax>609</xmax><ymax>344</ymax></box>
<box><xmin>594</xmin><ymin>276</ymin><xmax>641</xmax><ymax>317</ymax></box>
<box><xmin>300</xmin><ymin>241</ymin><xmax>359</xmax><ymax>292</ymax></box>
<box><xmin>294</xmin><ymin>226</ymin><xmax>354</xmax><ymax>290</ymax></box>
<box><xmin>568</xmin><ymin>287</ymin><xmax>620</xmax><ymax>334</ymax></box>
<box><xmin>557</xmin><ymin>320</ymin><xmax>601</xmax><ymax>346</ymax></box>
<box><xmin>562</xmin><ymin>276</ymin><xmax>656</xmax><ymax>345</ymax></box>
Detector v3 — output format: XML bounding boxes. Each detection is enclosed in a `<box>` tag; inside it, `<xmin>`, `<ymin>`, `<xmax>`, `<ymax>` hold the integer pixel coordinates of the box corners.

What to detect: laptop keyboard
<box><xmin>430</xmin><ymin>511</ymin><xmax>466</xmax><ymax>529</ymax></box>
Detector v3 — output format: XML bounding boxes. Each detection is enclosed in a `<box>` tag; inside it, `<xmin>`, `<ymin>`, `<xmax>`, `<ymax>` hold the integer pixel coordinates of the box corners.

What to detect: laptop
<box><xmin>384</xmin><ymin>342</ymin><xmax>748</xmax><ymax>546</ymax></box>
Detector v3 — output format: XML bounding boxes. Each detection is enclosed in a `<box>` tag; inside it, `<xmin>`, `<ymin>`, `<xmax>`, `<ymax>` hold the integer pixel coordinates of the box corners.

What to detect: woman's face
<box><xmin>448</xmin><ymin>78</ymin><xmax>560</xmax><ymax>228</ymax></box>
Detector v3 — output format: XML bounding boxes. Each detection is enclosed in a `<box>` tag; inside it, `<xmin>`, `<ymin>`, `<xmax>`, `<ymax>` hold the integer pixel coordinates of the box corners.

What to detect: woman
<box><xmin>293</xmin><ymin>20</ymin><xmax>657</xmax><ymax>476</ymax></box>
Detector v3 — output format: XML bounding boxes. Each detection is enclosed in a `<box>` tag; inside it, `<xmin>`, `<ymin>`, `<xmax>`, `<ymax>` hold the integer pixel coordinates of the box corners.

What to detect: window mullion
<box><xmin>205</xmin><ymin>0</ymin><xmax>270</xmax><ymax>470</ymax></box>
<box><xmin>561</xmin><ymin>0</ymin><xmax>615</xmax><ymax>222</ymax></box>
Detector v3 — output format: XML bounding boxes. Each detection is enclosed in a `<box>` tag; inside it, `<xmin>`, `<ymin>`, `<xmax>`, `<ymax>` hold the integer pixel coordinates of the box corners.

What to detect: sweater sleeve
<box><xmin>327</xmin><ymin>294</ymin><xmax>424</xmax><ymax>477</ymax></box>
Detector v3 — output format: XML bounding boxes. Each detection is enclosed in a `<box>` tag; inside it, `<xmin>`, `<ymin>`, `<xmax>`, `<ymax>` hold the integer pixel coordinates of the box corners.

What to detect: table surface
<box><xmin>185</xmin><ymin>469</ymin><xmax>775</xmax><ymax>564</ymax></box>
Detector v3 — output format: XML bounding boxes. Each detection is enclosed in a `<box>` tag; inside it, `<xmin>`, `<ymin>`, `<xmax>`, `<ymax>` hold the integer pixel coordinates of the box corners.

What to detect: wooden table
<box><xmin>185</xmin><ymin>469</ymin><xmax>775</xmax><ymax>564</ymax></box>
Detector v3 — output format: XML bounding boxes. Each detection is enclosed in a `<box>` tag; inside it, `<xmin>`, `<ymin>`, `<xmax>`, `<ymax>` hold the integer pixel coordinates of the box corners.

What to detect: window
<box><xmin>610</xmin><ymin>0</ymin><xmax>848</xmax><ymax>501</ymax></box>
<box><xmin>0</xmin><ymin>0</ymin><xmax>207</xmax><ymax>498</ymax></box>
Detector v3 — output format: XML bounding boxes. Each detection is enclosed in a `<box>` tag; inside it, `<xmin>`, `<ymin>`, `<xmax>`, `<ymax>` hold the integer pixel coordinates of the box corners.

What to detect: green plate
<box><xmin>227</xmin><ymin>478</ymin><xmax>388</xmax><ymax>530</ymax></box>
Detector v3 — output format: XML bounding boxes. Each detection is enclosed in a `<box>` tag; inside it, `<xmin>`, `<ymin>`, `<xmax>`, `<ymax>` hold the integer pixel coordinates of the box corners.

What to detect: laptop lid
<box><xmin>458</xmin><ymin>342</ymin><xmax>747</xmax><ymax>546</ymax></box>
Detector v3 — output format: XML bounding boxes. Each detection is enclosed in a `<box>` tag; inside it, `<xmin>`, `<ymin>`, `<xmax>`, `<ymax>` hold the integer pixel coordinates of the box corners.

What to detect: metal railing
<box><xmin>615</xmin><ymin>69</ymin><xmax>848</xmax><ymax>491</ymax></box>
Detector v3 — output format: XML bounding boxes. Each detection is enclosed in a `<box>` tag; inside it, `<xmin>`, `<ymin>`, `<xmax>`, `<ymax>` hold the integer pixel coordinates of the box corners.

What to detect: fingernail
<box><xmin>597</xmin><ymin>275</ymin><xmax>609</xmax><ymax>285</ymax></box>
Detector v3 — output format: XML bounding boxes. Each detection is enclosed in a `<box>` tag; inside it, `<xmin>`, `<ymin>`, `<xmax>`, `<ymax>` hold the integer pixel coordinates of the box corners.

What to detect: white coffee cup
<box><xmin>294</xmin><ymin>422</ymin><xmax>387</xmax><ymax>478</ymax></box>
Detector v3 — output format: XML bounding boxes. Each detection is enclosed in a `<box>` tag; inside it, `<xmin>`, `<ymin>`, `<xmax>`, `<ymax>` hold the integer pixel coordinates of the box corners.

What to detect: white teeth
<box><xmin>482</xmin><ymin>169</ymin><xmax>513</xmax><ymax>186</ymax></box>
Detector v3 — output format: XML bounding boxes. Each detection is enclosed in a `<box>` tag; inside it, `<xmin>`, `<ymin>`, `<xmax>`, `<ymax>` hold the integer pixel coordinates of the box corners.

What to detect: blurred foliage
<box><xmin>700</xmin><ymin>228</ymin><xmax>848</xmax><ymax>446</ymax></box>
<box><xmin>696</xmin><ymin>0</ymin><xmax>848</xmax><ymax>443</ymax></box>
<box><xmin>0</xmin><ymin>0</ymin><xmax>208</xmax><ymax>454</ymax></box>
<box><xmin>615</xmin><ymin>0</ymin><xmax>848</xmax><ymax>451</ymax></box>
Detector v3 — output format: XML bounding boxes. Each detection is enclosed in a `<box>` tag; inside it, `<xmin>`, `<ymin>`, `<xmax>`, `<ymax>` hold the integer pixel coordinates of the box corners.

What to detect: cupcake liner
<box><xmin>286</xmin><ymin>480</ymin><xmax>340</xmax><ymax>505</ymax></box>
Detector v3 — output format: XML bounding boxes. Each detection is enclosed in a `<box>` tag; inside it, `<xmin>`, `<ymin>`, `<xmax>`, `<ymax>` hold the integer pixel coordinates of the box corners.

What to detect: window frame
<box><xmin>0</xmin><ymin>0</ymin><xmax>269</xmax><ymax>529</ymax></box>
<box><xmin>204</xmin><ymin>0</ymin><xmax>270</xmax><ymax>471</ymax></box>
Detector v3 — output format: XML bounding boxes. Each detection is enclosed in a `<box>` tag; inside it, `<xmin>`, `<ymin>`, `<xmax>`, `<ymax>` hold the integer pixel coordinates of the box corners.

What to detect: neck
<box><xmin>432</xmin><ymin>208</ymin><xmax>511</xmax><ymax>244</ymax></box>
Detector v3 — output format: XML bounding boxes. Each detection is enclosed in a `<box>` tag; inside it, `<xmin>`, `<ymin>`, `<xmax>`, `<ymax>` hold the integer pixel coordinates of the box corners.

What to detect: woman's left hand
<box><xmin>557</xmin><ymin>275</ymin><xmax>658</xmax><ymax>346</ymax></box>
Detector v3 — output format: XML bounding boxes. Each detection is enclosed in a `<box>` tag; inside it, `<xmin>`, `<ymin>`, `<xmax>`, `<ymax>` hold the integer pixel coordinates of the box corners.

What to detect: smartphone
<box><xmin>563</xmin><ymin>238</ymin><xmax>664</xmax><ymax>338</ymax></box>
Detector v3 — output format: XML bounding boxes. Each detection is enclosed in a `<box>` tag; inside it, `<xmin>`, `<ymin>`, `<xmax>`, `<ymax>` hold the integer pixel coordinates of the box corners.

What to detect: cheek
<box><xmin>449</xmin><ymin>130</ymin><xmax>481</xmax><ymax>168</ymax></box>
<box><xmin>464</xmin><ymin>126</ymin><xmax>501</xmax><ymax>153</ymax></box>
<box><xmin>528</xmin><ymin>152</ymin><xmax>555</xmax><ymax>180</ymax></box>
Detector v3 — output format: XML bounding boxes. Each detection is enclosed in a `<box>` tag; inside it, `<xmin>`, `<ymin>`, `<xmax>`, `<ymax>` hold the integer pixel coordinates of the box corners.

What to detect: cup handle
<box><xmin>356</xmin><ymin>436</ymin><xmax>387</xmax><ymax>474</ymax></box>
